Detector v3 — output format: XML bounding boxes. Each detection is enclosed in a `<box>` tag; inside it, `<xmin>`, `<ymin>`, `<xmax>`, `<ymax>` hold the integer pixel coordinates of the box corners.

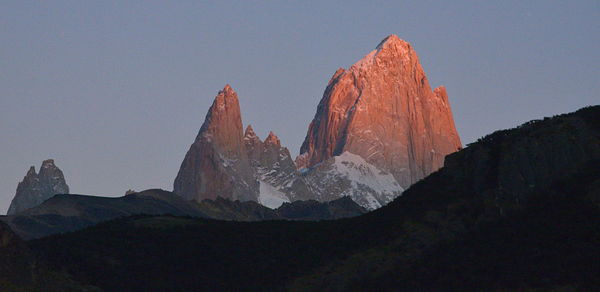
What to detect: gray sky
<box><xmin>1</xmin><ymin>1</ymin><xmax>599</xmax><ymax>213</ymax></box>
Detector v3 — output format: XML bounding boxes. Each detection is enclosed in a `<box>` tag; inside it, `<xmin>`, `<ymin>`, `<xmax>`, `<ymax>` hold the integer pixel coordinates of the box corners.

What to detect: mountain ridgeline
<box><xmin>24</xmin><ymin>106</ymin><xmax>600</xmax><ymax>291</ymax></box>
<box><xmin>174</xmin><ymin>34</ymin><xmax>461</xmax><ymax>210</ymax></box>
<box><xmin>7</xmin><ymin>160</ymin><xmax>69</xmax><ymax>215</ymax></box>
<box><xmin>1</xmin><ymin>189</ymin><xmax>365</xmax><ymax>240</ymax></box>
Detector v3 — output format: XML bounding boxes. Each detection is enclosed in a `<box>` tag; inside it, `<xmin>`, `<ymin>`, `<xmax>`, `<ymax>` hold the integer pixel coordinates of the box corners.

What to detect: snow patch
<box><xmin>305</xmin><ymin>151</ymin><xmax>404</xmax><ymax>210</ymax></box>
<box><xmin>258</xmin><ymin>181</ymin><xmax>290</xmax><ymax>209</ymax></box>
<box><xmin>329</xmin><ymin>151</ymin><xmax>402</xmax><ymax>195</ymax></box>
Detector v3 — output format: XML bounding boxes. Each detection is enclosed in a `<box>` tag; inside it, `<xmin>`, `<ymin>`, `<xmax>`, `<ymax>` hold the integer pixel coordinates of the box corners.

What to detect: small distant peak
<box><xmin>41</xmin><ymin>159</ymin><xmax>55</xmax><ymax>168</ymax></box>
<box><xmin>244</xmin><ymin>125</ymin><xmax>258</xmax><ymax>139</ymax></box>
<box><xmin>264</xmin><ymin>131</ymin><xmax>281</xmax><ymax>146</ymax></box>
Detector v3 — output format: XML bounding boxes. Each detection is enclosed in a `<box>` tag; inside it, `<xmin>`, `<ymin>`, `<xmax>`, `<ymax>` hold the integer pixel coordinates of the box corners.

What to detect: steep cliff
<box><xmin>173</xmin><ymin>85</ymin><xmax>258</xmax><ymax>202</ymax></box>
<box><xmin>297</xmin><ymin>34</ymin><xmax>462</xmax><ymax>189</ymax></box>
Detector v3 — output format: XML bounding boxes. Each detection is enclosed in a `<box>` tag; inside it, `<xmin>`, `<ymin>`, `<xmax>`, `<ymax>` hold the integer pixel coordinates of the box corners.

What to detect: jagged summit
<box><xmin>375</xmin><ymin>34</ymin><xmax>407</xmax><ymax>50</ymax></box>
<box><xmin>26</xmin><ymin>166</ymin><xmax>36</xmax><ymax>176</ymax></box>
<box><xmin>244</xmin><ymin>125</ymin><xmax>258</xmax><ymax>139</ymax></box>
<box><xmin>297</xmin><ymin>34</ymin><xmax>462</xmax><ymax>189</ymax></box>
<box><xmin>264</xmin><ymin>131</ymin><xmax>281</xmax><ymax>146</ymax></box>
<box><xmin>196</xmin><ymin>84</ymin><xmax>245</xmax><ymax>159</ymax></box>
<box><xmin>174</xmin><ymin>85</ymin><xmax>257</xmax><ymax>202</ymax></box>
<box><xmin>349</xmin><ymin>34</ymin><xmax>413</xmax><ymax>73</ymax></box>
<box><xmin>220</xmin><ymin>84</ymin><xmax>235</xmax><ymax>96</ymax></box>
<box><xmin>174</xmin><ymin>35</ymin><xmax>462</xmax><ymax>210</ymax></box>
<box><xmin>7</xmin><ymin>159</ymin><xmax>69</xmax><ymax>215</ymax></box>
<box><xmin>205</xmin><ymin>84</ymin><xmax>239</xmax><ymax>118</ymax></box>
<box><xmin>41</xmin><ymin>159</ymin><xmax>55</xmax><ymax>167</ymax></box>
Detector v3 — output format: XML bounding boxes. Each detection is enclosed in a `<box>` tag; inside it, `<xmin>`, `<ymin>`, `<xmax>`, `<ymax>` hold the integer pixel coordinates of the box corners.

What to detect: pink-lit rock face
<box><xmin>174</xmin><ymin>85</ymin><xmax>258</xmax><ymax>202</ymax></box>
<box><xmin>297</xmin><ymin>34</ymin><xmax>462</xmax><ymax>188</ymax></box>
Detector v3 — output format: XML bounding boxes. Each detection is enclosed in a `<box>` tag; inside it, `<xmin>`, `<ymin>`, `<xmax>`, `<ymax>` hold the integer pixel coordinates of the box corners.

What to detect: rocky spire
<box><xmin>244</xmin><ymin>125</ymin><xmax>263</xmax><ymax>166</ymax></box>
<box><xmin>7</xmin><ymin>159</ymin><xmax>69</xmax><ymax>215</ymax></box>
<box><xmin>264</xmin><ymin>131</ymin><xmax>281</xmax><ymax>147</ymax></box>
<box><xmin>296</xmin><ymin>34</ymin><xmax>462</xmax><ymax>188</ymax></box>
<box><xmin>243</xmin><ymin>125</ymin><xmax>258</xmax><ymax>140</ymax></box>
<box><xmin>196</xmin><ymin>84</ymin><xmax>246</xmax><ymax>159</ymax></box>
<box><xmin>259</xmin><ymin>131</ymin><xmax>293</xmax><ymax>169</ymax></box>
<box><xmin>174</xmin><ymin>85</ymin><xmax>258</xmax><ymax>202</ymax></box>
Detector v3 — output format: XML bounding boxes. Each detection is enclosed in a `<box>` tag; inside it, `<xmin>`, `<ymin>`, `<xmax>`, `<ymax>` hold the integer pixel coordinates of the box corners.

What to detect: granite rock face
<box><xmin>173</xmin><ymin>85</ymin><xmax>258</xmax><ymax>202</ymax></box>
<box><xmin>173</xmin><ymin>35</ymin><xmax>463</xmax><ymax>210</ymax></box>
<box><xmin>297</xmin><ymin>34</ymin><xmax>462</xmax><ymax>189</ymax></box>
<box><xmin>7</xmin><ymin>159</ymin><xmax>69</xmax><ymax>215</ymax></box>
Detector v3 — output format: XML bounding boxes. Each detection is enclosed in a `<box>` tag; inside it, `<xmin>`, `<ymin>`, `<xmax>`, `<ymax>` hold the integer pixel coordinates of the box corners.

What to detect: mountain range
<box><xmin>174</xmin><ymin>34</ymin><xmax>461</xmax><ymax>210</ymax></box>
<box><xmin>1</xmin><ymin>34</ymin><xmax>597</xmax><ymax>291</ymax></box>
<box><xmin>3</xmin><ymin>105</ymin><xmax>595</xmax><ymax>291</ymax></box>
<box><xmin>4</xmin><ymin>35</ymin><xmax>460</xmax><ymax>228</ymax></box>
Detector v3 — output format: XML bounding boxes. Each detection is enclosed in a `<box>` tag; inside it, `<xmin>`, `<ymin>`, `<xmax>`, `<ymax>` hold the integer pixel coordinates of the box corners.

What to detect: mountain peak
<box><xmin>175</xmin><ymin>86</ymin><xmax>257</xmax><ymax>202</ymax></box>
<box><xmin>41</xmin><ymin>159</ymin><xmax>56</xmax><ymax>168</ymax></box>
<box><xmin>375</xmin><ymin>34</ymin><xmax>407</xmax><ymax>50</ymax></box>
<box><xmin>26</xmin><ymin>166</ymin><xmax>37</xmax><ymax>177</ymax></box>
<box><xmin>8</xmin><ymin>160</ymin><xmax>69</xmax><ymax>215</ymax></box>
<box><xmin>212</xmin><ymin>84</ymin><xmax>239</xmax><ymax>111</ymax></box>
<box><xmin>244</xmin><ymin>125</ymin><xmax>259</xmax><ymax>140</ymax></box>
<box><xmin>348</xmin><ymin>34</ymin><xmax>412</xmax><ymax>72</ymax></box>
<box><xmin>221</xmin><ymin>83</ymin><xmax>235</xmax><ymax>94</ymax></box>
<box><xmin>264</xmin><ymin>131</ymin><xmax>281</xmax><ymax>146</ymax></box>
<box><xmin>298</xmin><ymin>34</ymin><xmax>461</xmax><ymax>189</ymax></box>
<box><xmin>197</xmin><ymin>86</ymin><xmax>244</xmax><ymax>152</ymax></box>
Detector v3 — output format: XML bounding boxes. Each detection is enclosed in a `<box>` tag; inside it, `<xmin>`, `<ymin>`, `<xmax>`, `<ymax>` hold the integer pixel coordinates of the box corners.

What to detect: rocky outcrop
<box><xmin>174</xmin><ymin>85</ymin><xmax>258</xmax><ymax>202</ymax></box>
<box><xmin>297</xmin><ymin>34</ymin><xmax>462</xmax><ymax>189</ymax></box>
<box><xmin>7</xmin><ymin>159</ymin><xmax>69</xmax><ymax>215</ymax></box>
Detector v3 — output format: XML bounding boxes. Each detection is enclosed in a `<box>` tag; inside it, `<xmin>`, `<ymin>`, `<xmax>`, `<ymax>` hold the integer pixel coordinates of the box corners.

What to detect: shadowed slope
<box><xmin>2</xmin><ymin>189</ymin><xmax>365</xmax><ymax>240</ymax></box>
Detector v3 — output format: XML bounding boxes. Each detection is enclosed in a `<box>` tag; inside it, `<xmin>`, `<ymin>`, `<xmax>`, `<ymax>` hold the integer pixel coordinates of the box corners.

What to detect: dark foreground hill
<box><xmin>0</xmin><ymin>190</ymin><xmax>365</xmax><ymax>240</ymax></box>
<box><xmin>4</xmin><ymin>105</ymin><xmax>599</xmax><ymax>291</ymax></box>
<box><xmin>0</xmin><ymin>220</ymin><xmax>101</xmax><ymax>291</ymax></box>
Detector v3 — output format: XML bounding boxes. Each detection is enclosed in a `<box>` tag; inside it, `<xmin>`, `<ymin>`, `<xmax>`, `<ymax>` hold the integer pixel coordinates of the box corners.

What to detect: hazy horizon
<box><xmin>1</xmin><ymin>1</ymin><xmax>598</xmax><ymax>213</ymax></box>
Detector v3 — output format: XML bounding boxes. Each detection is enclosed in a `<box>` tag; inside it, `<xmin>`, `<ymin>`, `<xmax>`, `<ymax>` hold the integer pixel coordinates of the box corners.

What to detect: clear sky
<box><xmin>1</xmin><ymin>1</ymin><xmax>599</xmax><ymax>213</ymax></box>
